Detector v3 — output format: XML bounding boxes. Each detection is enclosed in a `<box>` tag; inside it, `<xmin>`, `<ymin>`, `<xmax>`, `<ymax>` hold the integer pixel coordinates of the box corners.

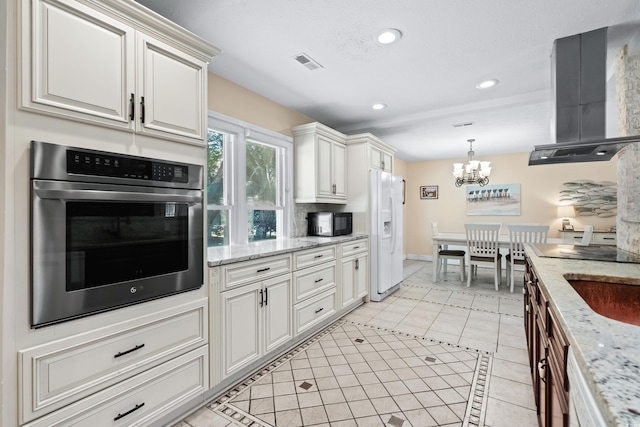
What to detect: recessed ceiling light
<box><xmin>476</xmin><ymin>79</ymin><xmax>499</xmax><ymax>89</ymax></box>
<box><xmin>377</xmin><ymin>29</ymin><xmax>402</xmax><ymax>45</ymax></box>
<box><xmin>372</xmin><ymin>103</ymin><xmax>387</xmax><ymax>110</ymax></box>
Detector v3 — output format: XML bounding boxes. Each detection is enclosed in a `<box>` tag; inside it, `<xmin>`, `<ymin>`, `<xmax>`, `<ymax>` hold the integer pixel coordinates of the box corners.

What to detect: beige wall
<box><xmin>208</xmin><ymin>72</ymin><xmax>314</xmax><ymax>135</ymax></box>
<box><xmin>404</xmin><ymin>152</ymin><xmax>618</xmax><ymax>257</ymax></box>
<box><xmin>206</xmin><ymin>72</ymin><xmax>621</xmax><ymax>259</ymax></box>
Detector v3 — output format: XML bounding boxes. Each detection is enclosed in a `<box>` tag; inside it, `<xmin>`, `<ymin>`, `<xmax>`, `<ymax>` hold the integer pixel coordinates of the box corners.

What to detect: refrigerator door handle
<box><xmin>390</xmin><ymin>194</ymin><xmax>397</xmax><ymax>254</ymax></box>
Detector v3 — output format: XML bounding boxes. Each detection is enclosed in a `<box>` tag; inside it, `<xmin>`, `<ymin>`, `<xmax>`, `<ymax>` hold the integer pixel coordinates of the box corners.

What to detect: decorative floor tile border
<box><xmin>344</xmin><ymin>319</ymin><xmax>494</xmax><ymax>356</ymax></box>
<box><xmin>205</xmin><ymin>315</ymin><xmax>491</xmax><ymax>427</ymax></box>
<box><xmin>394</xmin><ymin>283</ymin><xmax>524</xmax><ymax>318</ymax></box>
<box><xmin>464</xmin><ymin>353</ymin><xmax>492</xmax><ymax>427</ymax></box>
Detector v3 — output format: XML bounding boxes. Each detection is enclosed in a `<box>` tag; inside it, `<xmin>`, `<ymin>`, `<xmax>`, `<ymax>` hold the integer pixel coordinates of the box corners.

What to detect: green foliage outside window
<box><xmin>207</xmin><ymin>130</ymin><xmax>226</xmax><ymax>246</ymax></box>
<box><xmin>246</xmin><ymin>141</ymin><xmax>277</xmax><ymax>241</ymax></box>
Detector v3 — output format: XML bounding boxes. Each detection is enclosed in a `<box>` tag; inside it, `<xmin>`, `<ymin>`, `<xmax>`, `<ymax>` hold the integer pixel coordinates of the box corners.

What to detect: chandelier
<box><xmin>452</xmin><ymin>139</ymin><xmax>491</xmax><ymax>187</ymax></box>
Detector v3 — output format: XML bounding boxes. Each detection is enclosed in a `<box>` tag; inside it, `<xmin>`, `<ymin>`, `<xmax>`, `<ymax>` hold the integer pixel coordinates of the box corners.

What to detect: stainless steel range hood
<box><xmin>529</xmin><ymin>24</ymin><xmax>640</xmax><ymax>165</ymax></box>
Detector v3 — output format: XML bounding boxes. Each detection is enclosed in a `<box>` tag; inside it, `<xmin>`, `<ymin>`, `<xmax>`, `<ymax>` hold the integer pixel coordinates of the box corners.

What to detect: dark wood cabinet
<box><xmin>524</xmin><ymin>257</ymin><xmax>570</xmax><ymax>427</ymax></box>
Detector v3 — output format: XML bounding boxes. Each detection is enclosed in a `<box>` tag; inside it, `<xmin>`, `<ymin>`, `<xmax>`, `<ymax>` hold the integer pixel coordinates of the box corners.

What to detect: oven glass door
<box><xmin>66</xmin><ymin>201</ymin><xmax>189</xmax><ymax>290</ymax></box>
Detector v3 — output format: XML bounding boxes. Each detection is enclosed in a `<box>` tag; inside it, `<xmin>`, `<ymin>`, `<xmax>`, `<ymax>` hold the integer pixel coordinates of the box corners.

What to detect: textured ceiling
<box><xmin>135</xmin><ymin>0</ymin><xmax>640</xmax><ymax>162</ymax></box>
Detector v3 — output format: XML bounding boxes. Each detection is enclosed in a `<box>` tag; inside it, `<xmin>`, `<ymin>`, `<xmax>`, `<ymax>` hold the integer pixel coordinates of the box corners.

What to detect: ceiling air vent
<box><xmin>452</xmin><ymin>122</ymin><xmax>475</xmax><ymax>128</ymax></box>
<box><xmin>293</xmin><ymin>53</ymin><xmax>323</xmax><ymax>71</ymax></box>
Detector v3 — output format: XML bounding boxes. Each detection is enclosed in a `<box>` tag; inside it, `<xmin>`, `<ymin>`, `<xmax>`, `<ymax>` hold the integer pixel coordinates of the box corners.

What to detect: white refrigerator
<box><xmin>369</xmin><ymin>169</ymin><xmax>403</xmax><ymax>302</ymax></box>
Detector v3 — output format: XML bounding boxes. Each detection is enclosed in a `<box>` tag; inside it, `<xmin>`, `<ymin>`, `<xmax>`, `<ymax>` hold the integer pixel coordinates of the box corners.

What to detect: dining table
<box><xmin>431</xmin><ymin>232</ymin><xmax>565</xmax><ymax>283</ymax></box>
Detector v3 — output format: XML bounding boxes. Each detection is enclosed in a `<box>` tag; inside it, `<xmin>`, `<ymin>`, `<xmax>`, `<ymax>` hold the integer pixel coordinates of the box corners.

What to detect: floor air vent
<box><xmin>293</xmin><ymin>53</ymin><xmax>323</xmax><ymax>71</ymax></box>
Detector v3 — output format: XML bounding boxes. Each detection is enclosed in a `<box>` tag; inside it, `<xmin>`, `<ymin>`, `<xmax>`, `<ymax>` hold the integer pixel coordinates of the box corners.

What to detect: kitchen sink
<box><xmin>564</xmin><ymin>274</ymin><xmax>640</xmax><ymax>326</ymax></box>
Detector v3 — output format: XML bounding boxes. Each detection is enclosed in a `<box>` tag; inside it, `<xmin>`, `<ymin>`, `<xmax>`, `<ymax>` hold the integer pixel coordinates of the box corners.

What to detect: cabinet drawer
<box><xmin>340</xmin><ymin>239</ymin><xmax>368</xmax><ymax>257</ymax></box>
<box><xmin>25</xmin><ymin>346</ymin><xmax>208</xmax><ymax>427</ymax></box>
<box><xmin>561</xmin><ymin>231</ymin><xmax>583</xmax><ymax>243</ymax></box>
<box><xmin>293</xmin><ymin>262</ymin><xmax>336</xmax><ymax>302</ymax></box>
<box><xmin>294</xmin><ymin>288</ymin><xmax>336</xmax><ymax>335</ymax></box>
<box><xmin>592</xmin><ymin>233</ymin><xmax>616</xmax><ymax>245</ymax></box>
<box><xmin>222</xmin><ymin>254</ymin><xmax>292</xmax><ymax>290</ymax></box>
<box><xmin>19</xmin><ymin>299</ymin><xmax>207</xmax><ymax>423</ymax></box>
<box><xmin>294</xmin><ymin>245</ymin><xmax>336</xmax><ymax>270</ymax></box>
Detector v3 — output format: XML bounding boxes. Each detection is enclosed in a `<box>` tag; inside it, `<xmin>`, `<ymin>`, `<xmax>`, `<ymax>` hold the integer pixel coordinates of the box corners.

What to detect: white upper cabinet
<box><xmin>370</xmin><ymin>145</ymin><xmax>393</xmax><ymax>172</ymax></box>
<box><xmin>136</xmin><ymin>34</ymin><xmax>206</xmax><ymax>141</ymax></box>
<box><xmin>292</xmin><ymin>122</ymin><xmax>348</xmax><ymax>204</ymax></box>
<box><xmin>20</xmin><ymin>0</ymin><xmax>220</xmax><ymax>145</ymax></box>
<box><xmin>346</xmin><ymin>133</ymin><xmax>395</xmax><ymax>173</ymax></box>
<box><xmin>22</xmin><ymin>0</ymin><xmax>135</xmax><ymax>127</ymax></box>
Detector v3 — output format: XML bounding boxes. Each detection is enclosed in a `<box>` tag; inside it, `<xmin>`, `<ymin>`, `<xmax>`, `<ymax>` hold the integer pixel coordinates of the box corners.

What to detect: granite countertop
<box><xmin>207</xmin><ymin>234</ymin><xmax>368</xmax><ymax>267</ymax></box>
<box><xmin>525</xmin><ymin>244</ymin><xmax>640</xmax><ymax>426</ymax></box>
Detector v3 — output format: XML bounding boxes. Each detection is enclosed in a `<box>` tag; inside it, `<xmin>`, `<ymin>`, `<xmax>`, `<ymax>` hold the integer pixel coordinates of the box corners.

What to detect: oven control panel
<box><xmin>67</xmin><ymin>150</ymin><xmax>189</xmax><ymax>183</ymax></box>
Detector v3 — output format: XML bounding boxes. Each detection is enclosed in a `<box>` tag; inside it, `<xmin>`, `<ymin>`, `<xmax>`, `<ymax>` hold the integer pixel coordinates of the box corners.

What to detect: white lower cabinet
<box><xmin>221</xmin><ymin>274</ymin><xmax>292</xmax><ymax>378</ymax></box>
<box><xmin>19</xmin><ymin>298</ymin><xmax>208</xmax><ymax>425</ymax></box>
<box><xmin>24</xmin><ymin>346</ymin><xmax>208</xmax><ymax>427</ymax></box>
<box><xmin>214</xmin><ymin>238</ymin><xmax>368</xmax><ymax>386</ymax></box>
<box><xmin>339</xmin><ymin>240</ymin><xmax>369</xmax><ymax>308</ymax></box>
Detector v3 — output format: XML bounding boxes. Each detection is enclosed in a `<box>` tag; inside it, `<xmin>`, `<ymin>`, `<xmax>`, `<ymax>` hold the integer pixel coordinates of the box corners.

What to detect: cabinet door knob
<box><xmin>259</xmin><ymin>288</ymin><xmax>264</xmax><ymax>307</ymax></box>
<box><xmin>355</xmin><ymin>258</ymin><xmax>359</xmax><ymax>270</ymax></box>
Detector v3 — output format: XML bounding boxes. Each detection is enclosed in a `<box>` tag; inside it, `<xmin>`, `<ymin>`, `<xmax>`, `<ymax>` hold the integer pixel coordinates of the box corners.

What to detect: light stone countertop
<box><xmin>525</xmin><ymin>244</ymin><xmax>640</xmax><ymax>426</ymax></box>
<box><xmin>207</xmin><ymin>234</ymin><xmax>368</xmax><ymax>267</ymax></box>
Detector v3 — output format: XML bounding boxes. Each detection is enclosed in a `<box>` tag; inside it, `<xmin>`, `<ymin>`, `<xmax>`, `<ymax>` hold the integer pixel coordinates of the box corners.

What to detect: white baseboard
<box><xmin>405</xmin><ymin>254</ymin><xmax>432</xmax><ymax>261</ymax></box>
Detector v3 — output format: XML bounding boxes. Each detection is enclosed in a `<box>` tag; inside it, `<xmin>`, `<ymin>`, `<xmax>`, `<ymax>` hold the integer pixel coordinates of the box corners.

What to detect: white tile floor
<box><xmin>173</xmin><ymin>260</ymin><xmax>538</xmax><ymax>427</ymax></box>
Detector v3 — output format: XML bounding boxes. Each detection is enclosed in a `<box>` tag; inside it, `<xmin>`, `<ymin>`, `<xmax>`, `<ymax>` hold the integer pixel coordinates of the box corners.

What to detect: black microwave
<box><xmin>307</xmin><ymin>212</ymin><xmax>352</xmax><ymax>237</ymax></box>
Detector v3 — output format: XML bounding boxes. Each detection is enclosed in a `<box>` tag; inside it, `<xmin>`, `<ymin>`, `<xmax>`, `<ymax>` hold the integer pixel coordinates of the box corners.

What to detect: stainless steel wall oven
<box><xmin>30</xmin><ymin>141</ymin><xmax>204</xmax><ymax>327</ymax></box>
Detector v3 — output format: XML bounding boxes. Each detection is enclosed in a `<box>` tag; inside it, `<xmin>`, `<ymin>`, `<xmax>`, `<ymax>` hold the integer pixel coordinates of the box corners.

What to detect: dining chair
<box><xmin>432</xmin><ymin>222</ymin><xmax>466</xmax><ymax>282</ymax></box>
<box><xmin>506</xmin><ymin>224</ymin><xmax>549</xmax><ymax>293</ymax></box>
<box><xmin>464</xmin><ymin>223</ymin><xmax>502</xmax><ymax>290</ymax></box>
<box><xmin>580</xmin><ymin>225</ymin><xmax>594</xmax><ymax>246</ymax></box>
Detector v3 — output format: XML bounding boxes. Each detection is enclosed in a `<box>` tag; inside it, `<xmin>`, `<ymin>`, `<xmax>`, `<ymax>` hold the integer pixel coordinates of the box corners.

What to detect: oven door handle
<box><xmin>33</xmin><ymin>187</ymin><xmax>202</xmax><ymax>203</ymax></box>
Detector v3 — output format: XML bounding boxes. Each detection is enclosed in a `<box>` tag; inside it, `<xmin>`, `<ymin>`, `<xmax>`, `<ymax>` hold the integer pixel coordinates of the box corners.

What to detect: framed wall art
<box><xmin>420</xmin><ymin>185</ymin><xmax>438</xmax><ymax>199</ymax></box>
<box><xmin>466</xmin><ymin>183</ymin><xmax>520</xmax><ymax>215</ymax></box>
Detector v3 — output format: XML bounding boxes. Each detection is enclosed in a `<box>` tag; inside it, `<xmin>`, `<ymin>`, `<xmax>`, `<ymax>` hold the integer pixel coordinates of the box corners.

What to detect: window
<box><xmin>207</xmin><ymin>112</ymin><xmax>293</xmax><ymax>246</ymax></box>
<box><xmin>206</xmin><ymin>129</ymin><xmax>230</xmax><ymax>246</ymax></box>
